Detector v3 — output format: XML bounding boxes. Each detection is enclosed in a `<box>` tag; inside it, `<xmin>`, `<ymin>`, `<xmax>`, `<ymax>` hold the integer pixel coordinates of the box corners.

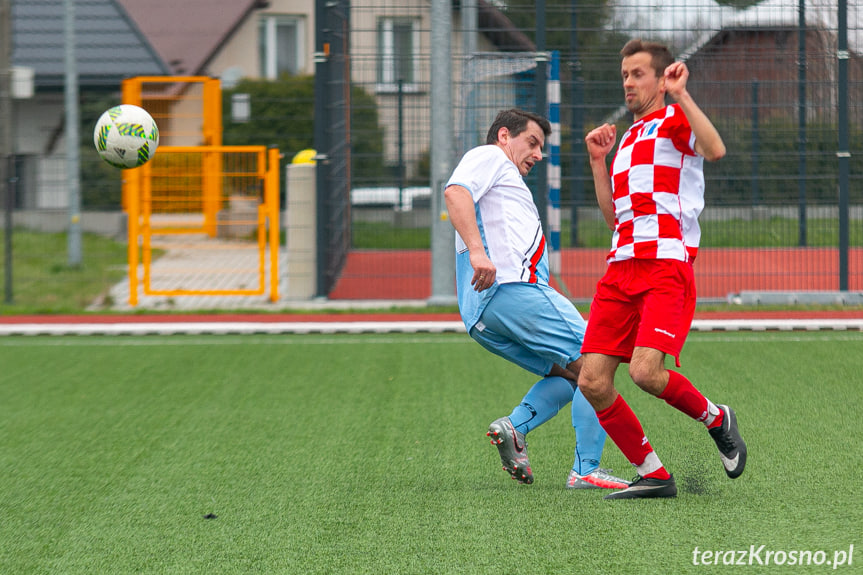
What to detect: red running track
<box><xmin>327</xmin><ymin>247</ymin><xmax>863</xmax><ymax>300</ymax></box>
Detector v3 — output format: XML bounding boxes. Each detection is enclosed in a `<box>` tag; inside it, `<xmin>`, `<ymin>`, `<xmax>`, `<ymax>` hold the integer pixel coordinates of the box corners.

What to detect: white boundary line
<box><xmin>0</xmin><ymin>321</ymin><xmax>467</xmax><ymax>336</ymax></box>
<box><xmin>1</xmin><ymin>318</ymin><xmax>863</xmax><ymax>336</ymax></box>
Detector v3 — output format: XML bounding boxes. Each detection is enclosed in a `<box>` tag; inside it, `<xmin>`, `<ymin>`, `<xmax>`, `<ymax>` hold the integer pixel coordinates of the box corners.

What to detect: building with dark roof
<box><xmin>10</xmin><ymin>0</ymin><xmax>168</xmax><ymax>209</ymax></box>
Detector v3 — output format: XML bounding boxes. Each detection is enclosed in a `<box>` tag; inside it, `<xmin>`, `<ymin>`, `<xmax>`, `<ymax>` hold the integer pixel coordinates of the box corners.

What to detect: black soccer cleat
<box><xmin>603</xmin><ymin>474</ymin><xmax>677</xmax><ymax>500</ymax></box>
<box><xmin>708</xmin><ymin>405</ymin><xmax>747</xmax><ymax>479</ymax></box>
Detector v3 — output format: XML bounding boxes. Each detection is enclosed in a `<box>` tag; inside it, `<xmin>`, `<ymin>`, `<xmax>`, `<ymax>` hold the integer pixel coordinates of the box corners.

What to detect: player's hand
<box><xmin>585</xmin><ymin>124</ymin><xmax>617</xmax><ymax>161</ymax></box>
<box><xmin>470</xmin><ymin>252</ymin><xmax>496</xmax><ymax>292</ymax></box>
<box><xmin>664</xmin><ymin>61</ymin><xmax>689</xmax><ymax>101</ymax></box>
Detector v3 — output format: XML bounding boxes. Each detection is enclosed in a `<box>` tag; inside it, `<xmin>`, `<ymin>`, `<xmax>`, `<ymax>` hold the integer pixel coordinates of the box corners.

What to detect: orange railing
<box><xmin>125</xmin><ymin>146</ymin><xmax>280</xmax><ymax>305</ymax></box>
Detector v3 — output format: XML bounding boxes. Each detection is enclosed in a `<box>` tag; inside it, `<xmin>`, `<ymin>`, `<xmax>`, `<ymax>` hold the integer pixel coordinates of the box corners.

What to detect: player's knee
<box><xmin>628</xmin><ymin>363</ymin><xmax>665</xmax><ymax>395</ymax></box>
<box><xmin>577</xmin><ymin>370</ymin><xmax>609</xmax><ymax>403</ymax></box>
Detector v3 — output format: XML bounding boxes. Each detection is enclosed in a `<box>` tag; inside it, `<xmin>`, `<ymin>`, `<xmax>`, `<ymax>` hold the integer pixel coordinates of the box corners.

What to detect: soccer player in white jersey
<box><xmin>581</xmin><ymin>39</ymin><xmax>747</xmax><ymax>499</ymax></box>
<box><xmin>444</xmin><ymin>109</ymin><xmax>629</xmax><ymax>489</ymax></box>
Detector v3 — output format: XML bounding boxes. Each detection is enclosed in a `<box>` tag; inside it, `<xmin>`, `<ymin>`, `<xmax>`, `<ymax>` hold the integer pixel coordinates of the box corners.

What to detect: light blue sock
<box><xmin>571</xmin><ymin>387</ymin><xmax>607</xmax><ymax>475</ymax></box>
<box><xmin>508</xmin><ymin>376</ymin><xmax>574</xmax><ymax>435</ymax></box>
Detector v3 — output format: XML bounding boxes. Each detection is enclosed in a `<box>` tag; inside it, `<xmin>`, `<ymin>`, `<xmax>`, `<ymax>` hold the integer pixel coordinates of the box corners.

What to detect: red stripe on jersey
<box><xmin>527</xmin><ymin>235</ymin><xmax>546</xmax><ymax>284</ymax></box>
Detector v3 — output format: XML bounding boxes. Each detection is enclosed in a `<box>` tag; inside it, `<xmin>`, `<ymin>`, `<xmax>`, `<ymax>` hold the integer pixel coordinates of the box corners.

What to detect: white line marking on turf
<box><xmin>0</xmin><ymin>335</ymin><xmax>473</xmax><ymax>347</ymax></box>
<box><xmin>1</xmin><ymin>318</ymin><xmax>862</xmax><ymax>337</ymax></box>
<box><xmin>688</xmin><ymin>332</ymin><xmax>863</xmax><ymax>343</ymax></box>
<box><xmin>0</xmin><ymin>321</ymin><xmax>468</xmax><ymax>337</ymax></box>
<box><xmin>1</xmin><ymin>331</ymin><xmax>863</xmax><ymax>348</ymax></box>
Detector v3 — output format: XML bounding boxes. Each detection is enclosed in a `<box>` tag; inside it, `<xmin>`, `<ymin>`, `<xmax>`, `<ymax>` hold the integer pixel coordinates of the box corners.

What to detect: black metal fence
<box><xmin>3</xmin><ymin>0</ymin><xmax>862</xmax><ymax>310</ymax></box>
<box><xmin>336</xmin><ymin>0</ymin><xmax>863</xmax><ymax>301</ymax></box>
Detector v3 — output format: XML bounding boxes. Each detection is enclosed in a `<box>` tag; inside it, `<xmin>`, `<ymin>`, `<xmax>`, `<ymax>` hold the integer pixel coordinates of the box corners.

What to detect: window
<box><xmin>259</xmin><ymin>15</ymin><xmax>305</xmax><ymax>78</ymax></box>
<box><xmin>377</xmin><ymin>17</ymin><xmax>419</xmax><ymax>91</ymax></box>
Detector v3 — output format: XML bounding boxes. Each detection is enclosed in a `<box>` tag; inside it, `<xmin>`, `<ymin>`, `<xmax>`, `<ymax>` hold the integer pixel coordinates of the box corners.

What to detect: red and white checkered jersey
<box><xmin>608</xmin><ymin>103</ymin><xmax>705</xmax><ymax>263</ymax></box>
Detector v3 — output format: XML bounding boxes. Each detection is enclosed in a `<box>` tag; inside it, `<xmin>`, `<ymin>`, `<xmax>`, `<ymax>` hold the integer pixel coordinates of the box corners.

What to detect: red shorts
<box><xmin>581</xmin><ymin>258</ymin><xmax>696</xmax><ymax>367</ymax></box>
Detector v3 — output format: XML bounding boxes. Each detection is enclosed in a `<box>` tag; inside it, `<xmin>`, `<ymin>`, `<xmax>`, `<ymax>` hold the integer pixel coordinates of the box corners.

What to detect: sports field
<box><xmin>1</xmin><ymin>331</ymin><xmax>860</xmax><ymax>574</ymax></box>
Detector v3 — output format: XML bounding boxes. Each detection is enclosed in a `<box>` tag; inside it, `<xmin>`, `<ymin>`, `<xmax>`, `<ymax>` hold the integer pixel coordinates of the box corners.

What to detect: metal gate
<box><xmin>125</xmin><ymin>146</ymin><xmax>281</xmax><ymax>307</ymax></box>
<box><xmin>121</xmin><ymin>76</ymin><xmax>281</xmax><ymax>307</ymax></box>
<box><xmin>313</xmin><ymin>0</ymin><xmax>351</xmax><ymax>297</ymax></box>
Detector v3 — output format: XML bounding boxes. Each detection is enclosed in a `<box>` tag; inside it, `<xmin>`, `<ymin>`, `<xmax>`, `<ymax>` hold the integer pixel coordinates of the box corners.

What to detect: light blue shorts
<box><xmin>469</xmin><ymin>282</ymin><xmax>587</xmax><ymax>376</ymax></box>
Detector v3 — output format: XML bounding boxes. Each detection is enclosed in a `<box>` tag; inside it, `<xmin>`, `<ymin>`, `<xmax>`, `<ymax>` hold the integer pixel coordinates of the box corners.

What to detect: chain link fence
<box><xmin>2</xmin><ymin>0</ymin><xmax>861</xmax><ymax>309</ymax></box>
<box><xmin>340</xmin><ymin>0</ymin><xmax>863</xmax><ymax>301</ymax></box>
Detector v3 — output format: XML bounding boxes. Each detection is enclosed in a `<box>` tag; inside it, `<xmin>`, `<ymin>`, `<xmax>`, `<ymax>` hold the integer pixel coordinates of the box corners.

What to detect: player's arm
<box><xmin>664</xmin><ymin>62</ymin><xmax>726</xmax><ymax>162</ymax></box>
<box><xmin>443</xmin><ymin>184</ymin><xmax>496</xmax><ymax>291</ymax></box>
<box><xmin>585</xmin><ymin>124</ymin><xmax>617</xmax><ymax>230</ymax></box>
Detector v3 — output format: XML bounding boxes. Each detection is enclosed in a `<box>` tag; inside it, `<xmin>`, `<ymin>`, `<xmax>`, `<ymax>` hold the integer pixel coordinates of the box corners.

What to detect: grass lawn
<box><xmin>0</xmin><ymin>331</ymin><xmax>860</xmax><ymax>574</ymax></box>
<box><xmin>0</xmin><ymin>230</ymin><xmax>129</xmax><ymax>314</ymax></box>
<box><xmin>353</xmin><ymin>217</ymin><xmax>863</xmax><ymax>250</ymax></box>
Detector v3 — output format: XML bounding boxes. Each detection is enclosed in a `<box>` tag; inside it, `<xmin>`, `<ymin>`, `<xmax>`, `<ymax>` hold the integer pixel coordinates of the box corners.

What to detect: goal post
<box><xmin>457</xmin><ymin>50</ymin><xmax>562</xmax><ymax>274</ymax></box>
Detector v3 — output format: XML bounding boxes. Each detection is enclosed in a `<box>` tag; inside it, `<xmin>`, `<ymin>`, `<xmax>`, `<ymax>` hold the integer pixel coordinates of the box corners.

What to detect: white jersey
<box><xmin>446</xmin><ymin>144</ymin><xmax>549</xmax><ymax>330</ymax></box>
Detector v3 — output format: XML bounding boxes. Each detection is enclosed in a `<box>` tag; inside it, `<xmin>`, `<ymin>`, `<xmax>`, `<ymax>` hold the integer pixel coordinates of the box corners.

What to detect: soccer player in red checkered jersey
<box><xmin>580</xmin><ymin>39</ymin><xmax>747</xmax><ymax>499</ymax></box>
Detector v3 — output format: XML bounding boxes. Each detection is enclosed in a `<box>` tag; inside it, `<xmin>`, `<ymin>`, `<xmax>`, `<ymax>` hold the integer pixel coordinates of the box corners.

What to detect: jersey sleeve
<box><xmin>446</xmin><ymin>146</ymin><xmax>505</xmax><ymax>202</ymax></box>
<box><xmin>670</xmin><ymin>104</ymin><xmax>698</xmax><ymax>157</ymax></box>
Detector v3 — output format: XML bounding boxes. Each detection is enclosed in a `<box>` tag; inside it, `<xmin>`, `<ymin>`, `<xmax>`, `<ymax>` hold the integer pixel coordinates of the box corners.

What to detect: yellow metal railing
<box><xmin>126</xmin><ymin>146</ymin><xmax>281</xmax><ymax>305</ymax></box>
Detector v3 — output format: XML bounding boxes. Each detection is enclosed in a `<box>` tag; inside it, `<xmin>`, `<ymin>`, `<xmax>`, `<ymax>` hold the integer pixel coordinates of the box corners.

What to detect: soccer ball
<box><xmin>93</xmin><ymin>104</ymin><xmax>159</xmax><ymax>169</ymax></box>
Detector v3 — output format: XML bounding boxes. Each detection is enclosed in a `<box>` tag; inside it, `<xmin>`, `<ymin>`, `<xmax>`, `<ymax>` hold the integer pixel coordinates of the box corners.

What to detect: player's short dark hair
<box><xmin>621</xmin><ymin>39</ymin><xmax>674</xmax><ymax>78</ymax></box>
<box><xmin>486</xmin><ymin>108</ymin><xmax>551</xmax><ymax>145</ymax></box>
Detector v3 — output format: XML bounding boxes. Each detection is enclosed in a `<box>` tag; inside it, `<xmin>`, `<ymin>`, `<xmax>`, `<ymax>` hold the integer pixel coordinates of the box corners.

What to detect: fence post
<box><xmin>548</xmin><ymin>51</ymin><xmax>561</xmax><ymax>275</ymax></box>
<box><xmin>534</xmin><ymin>0</ymin><xmax>548</xmax><ymax>235</ymax></box>
<box><xmin>838</xmin><ymin>0</ymin><xmax>849</xmax><ymax>291</ymax></box>
<box><xmin>286</xmin><ymin>162</ymin><xmax>317</xmax><ymax>299</ymax></box>
<box><xmin>127</xmin><ymin>167</ymin><xmax>140</xmax><ymax>306</ymax></box>
<box><xmin>268</xmin><ymin>147</ymin><xmax>280</xmax><ymax>301</ymax></box>
<box><xmin>751</xmin><ymin>79</ymin><xmax>760</xmax><ymax>208</ymax></box>
<box><xmin>429</xmin><ymin>0</ymin><xmax>455</xmax><ymax>305</ymax></box>
<box><xmin>797</xmin><ymin>0</ymin><xmax>807</xmax><ymax>247</ymax></box>
<box><xmin>203</xmin><ymin>149</ymin><xmax>219</xmax><ymax>237</ymax></box>
<box><xmin>64</xmin><ymin>0</ymin><xmax>81</xmax><ymax>267</ymax></box>
<box><xmin>0</xmin><ymin>0</ymin><xmax>12</xmax><ymax>303</ymax></box>
<box><xmin>568</xmin><ymin>1</ymin><xmax>584</xmax><ymax>251</ymax></box>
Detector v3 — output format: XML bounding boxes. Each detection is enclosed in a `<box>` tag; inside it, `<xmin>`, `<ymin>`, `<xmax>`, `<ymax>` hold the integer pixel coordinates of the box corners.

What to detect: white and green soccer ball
<box><xmin>93</xmin><ymin>104</ymin><xmax>159</xmax><ymax>169</ymax></box>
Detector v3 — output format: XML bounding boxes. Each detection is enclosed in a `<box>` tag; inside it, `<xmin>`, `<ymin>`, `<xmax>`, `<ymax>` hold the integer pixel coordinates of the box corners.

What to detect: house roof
<box><xmin>473</xmin><ymin>0</ymin><xmax>536</xmax><ymax>52</ymax></box>
<box><xmin>12</xmin><ymin>0</ymin><xmax>170</xmax><ymax>88</ymax></box>
<box><xmin>114</xmin><ymin>0</ymin><xmax>266</xmax><ymax>76</ymax></box>
<box><xmin>676</xmin><ymin>0</ymin><xmax>862</xmax><ymax>60</ymax></box>
<box><xmin>604</xmin><ymin>0</ymin><xmax>858</xmax><ymax>124</ymax></box>
<box><xmin>614</xmin><ymin>0</ymin><xmax>861</xmax><ymax>57</ymax></box>
<box><xmin>115</xmin><ymin>0</ymin><xmax>534</xmax><ymax>79</ymax></box>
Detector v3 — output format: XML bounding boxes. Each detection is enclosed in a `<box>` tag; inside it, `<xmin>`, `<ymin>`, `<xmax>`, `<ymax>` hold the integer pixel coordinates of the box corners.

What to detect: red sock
<box><xmin>643</xmin><ymin>468</ymin><xmax>671</xmax><ymax>480</ymax></box>
<box><xmin>596</xmin><ymin>394</ymin><xmax>669</xmax><ymax>480</ymax></box>
<box><xmin>659</xmin><ymin>370</ymin><xmax>724</xmax><ymax>428</ymax></box>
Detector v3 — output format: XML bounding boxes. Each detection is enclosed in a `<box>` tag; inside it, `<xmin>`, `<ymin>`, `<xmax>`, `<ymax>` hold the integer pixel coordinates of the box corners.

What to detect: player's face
<box><xmin>621</xmin><ymin>52</ymin><xmax>666</xmax><ymax>120</ymax></box>
<box><xmin>501</xmin><ymin>121</ymin><xmax>545</xmax><ymax>176</ymax></box>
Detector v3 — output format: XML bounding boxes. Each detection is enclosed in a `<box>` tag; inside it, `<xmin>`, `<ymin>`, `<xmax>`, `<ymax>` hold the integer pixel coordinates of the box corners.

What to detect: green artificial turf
<box><xmin>0</xmin><ymin>331</ymin><xmax>860</xmax><ymax>574</ymax></box>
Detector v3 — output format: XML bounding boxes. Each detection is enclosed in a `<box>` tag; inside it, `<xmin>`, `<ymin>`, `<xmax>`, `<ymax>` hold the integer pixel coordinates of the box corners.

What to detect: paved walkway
<box><xmin>97</xmin><ymin>235</ymin><xmax>297</xmax><ymax>312</ymax></box>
